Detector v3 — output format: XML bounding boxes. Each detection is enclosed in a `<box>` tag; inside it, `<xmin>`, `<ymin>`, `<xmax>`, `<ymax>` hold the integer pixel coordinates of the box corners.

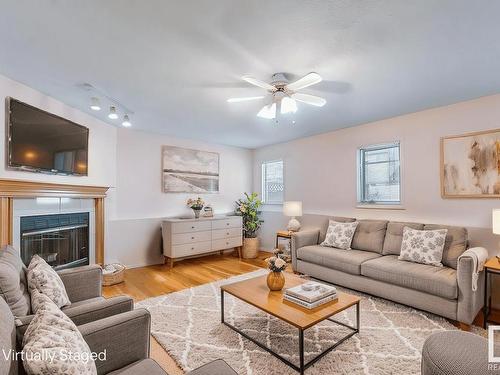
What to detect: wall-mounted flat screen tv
<box><xmin>6</xmin><ymin>97</ymin><xmax>89</xmax><ymax>175</ymax></box>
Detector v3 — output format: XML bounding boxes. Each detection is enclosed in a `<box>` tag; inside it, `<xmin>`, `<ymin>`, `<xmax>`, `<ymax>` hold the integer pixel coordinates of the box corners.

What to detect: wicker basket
<box><xmin>102</xmin><ymin>263</ymin><xmax>126</xmax><ymax>286</ymax></box>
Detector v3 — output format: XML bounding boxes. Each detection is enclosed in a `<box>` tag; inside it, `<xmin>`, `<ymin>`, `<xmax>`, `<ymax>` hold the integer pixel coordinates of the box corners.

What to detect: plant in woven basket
<box><xmin>234</xmin><ymin>192</ymin><xmax>263</xmax><ymax>238</ymax></box>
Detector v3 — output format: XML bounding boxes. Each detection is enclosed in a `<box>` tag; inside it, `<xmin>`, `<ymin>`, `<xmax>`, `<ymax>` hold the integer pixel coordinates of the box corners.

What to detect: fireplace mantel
<box><xmin>0</xmin><ymin>178</ymin><xmax>109</xmax><ymax>264</ymax></box>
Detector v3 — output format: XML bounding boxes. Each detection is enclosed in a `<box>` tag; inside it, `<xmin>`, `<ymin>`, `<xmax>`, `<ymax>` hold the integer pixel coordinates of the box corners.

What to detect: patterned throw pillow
<box><xmin>398</xmin><ymin>227</ymin><xmax>448</xmax><ymax>267</ymax></box>
<box><xmin>27</xmin><ymin>255</ymin><xmax>71</xmax><ymax>308</ymax></box>
<box><xmin>22</xmin><ymin>290</ymin><xmax>97</xmax><ymax>375</ymax></box>
<box><xmin>321</xmin><ymin>220</ymin><xmax>359</xmax><ymax>250</ymax></box>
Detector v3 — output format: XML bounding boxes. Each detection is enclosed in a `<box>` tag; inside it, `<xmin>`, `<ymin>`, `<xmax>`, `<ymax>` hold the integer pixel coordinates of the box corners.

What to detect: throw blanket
<box><xmin>458</xmin><ymin>247</ymin><xmax>489</xmax><ymax>291</ymax></box>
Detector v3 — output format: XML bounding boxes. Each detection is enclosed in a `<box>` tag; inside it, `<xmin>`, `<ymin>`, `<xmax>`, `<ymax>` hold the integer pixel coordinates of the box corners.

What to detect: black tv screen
<box><xmin>7</xmin><ymin>98</ymin><xmax>89</xmax><ymax>175</ymax></box>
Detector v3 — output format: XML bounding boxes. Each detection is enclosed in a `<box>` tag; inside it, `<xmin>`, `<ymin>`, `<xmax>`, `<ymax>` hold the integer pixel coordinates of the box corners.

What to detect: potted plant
<box><xmin>265</xmin><ymin>254</ymin><xmax>287</xmax><ymax>291</ymax></box>
<box><xmin>187</xmin><ymin>197</ymin><xmax>204</xmax><ymax>219</ymax></box>
<box><xmin>235</xmin><ymin>192</ymin><xmax>263</xmax><ymax>259</ymax></box>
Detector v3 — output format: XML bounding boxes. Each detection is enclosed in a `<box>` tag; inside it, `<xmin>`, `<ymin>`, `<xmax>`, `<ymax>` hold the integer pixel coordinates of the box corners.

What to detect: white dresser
<box><xmin>161</xmin><ymin>215</ymin><xmax>243</xmax><ymax>267</ymax></box>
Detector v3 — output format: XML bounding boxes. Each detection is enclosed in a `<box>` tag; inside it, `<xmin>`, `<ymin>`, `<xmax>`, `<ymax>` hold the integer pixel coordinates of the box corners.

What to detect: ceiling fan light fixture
<box><xmin>257</xmin><ymin>103</ymin><xmax>276</xmax><ymax>119</ymax></box>
<box><xmin>281</xmin><ymin>97</ymin><xmax>297</xmax><ymax>114</ymax></box>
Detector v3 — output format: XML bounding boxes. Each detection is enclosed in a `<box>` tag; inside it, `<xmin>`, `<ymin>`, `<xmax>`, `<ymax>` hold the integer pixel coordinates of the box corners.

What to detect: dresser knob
<box><xmin>226</xmin><ymin>223</ymin><xmax>229</xmax><ymax>226</ymax></box>
<box><xmin>191</xmin><ymin>247</ymin><xmax>194</xmax><ymax>250</ymax></box>
<box><xmin>191</xmin><ymin>226</ymin><xmax>195</xmax><ymax>229</ymax></box>
<box><xmin>226</xmin><ymin>232</ymin><xmax>229</xmax><ymax>235</ymax></box>
<box><xmin>191</xmin><ymin>237</ymin><xmax>195</xmax><ymax>240</ymax></box>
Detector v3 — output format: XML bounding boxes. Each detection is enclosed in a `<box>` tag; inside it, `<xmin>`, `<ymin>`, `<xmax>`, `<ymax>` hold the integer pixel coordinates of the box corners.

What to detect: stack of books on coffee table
<box><xmin>284</xmin><ymin>281</ymin><xmax>337</xmax><ymax>309</ymax></box>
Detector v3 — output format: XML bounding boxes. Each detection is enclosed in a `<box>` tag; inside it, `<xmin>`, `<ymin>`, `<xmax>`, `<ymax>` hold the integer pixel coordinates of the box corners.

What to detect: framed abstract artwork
<box><xmin>162</xmin><ymin>145</ymin><xmax>219</xmax><ymax>193</ymax></box>
<box><xmin>441</xmin><ymin>128</ymin><xmax>500</xmax><ymax>198</ymax></box>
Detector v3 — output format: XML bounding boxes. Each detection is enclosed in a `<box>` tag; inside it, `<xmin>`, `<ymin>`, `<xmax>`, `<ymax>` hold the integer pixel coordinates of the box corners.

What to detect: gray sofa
<box><xmin>291</xmin><ymin>217</ymin><xmax>485</xmax><ymax>327</ymax></box>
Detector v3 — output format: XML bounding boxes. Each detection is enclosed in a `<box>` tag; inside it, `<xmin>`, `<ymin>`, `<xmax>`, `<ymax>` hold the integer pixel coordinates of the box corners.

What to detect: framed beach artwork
<box><xmin>441</xmin><ymin>128</ymin><xmax>500</xmax><ymax>198</ymax></box>
<box><xmin>162</xmin><ymin>145</ymin><xmax>219</xmax><ymax>193</ymax></box>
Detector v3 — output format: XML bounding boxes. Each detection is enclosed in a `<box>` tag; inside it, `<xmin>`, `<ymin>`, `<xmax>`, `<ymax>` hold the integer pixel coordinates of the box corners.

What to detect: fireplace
<box><xmin>20</xmin><ymin>212</ymin><xmax>90</xmax><ymax>270</ymax></box>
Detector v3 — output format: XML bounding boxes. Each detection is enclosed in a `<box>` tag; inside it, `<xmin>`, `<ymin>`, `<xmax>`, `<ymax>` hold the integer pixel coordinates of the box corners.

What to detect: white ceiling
<box><xmin>0</xmin><ymin>1</ymin><xmax>499</xmax><ymax>149</ymax></box>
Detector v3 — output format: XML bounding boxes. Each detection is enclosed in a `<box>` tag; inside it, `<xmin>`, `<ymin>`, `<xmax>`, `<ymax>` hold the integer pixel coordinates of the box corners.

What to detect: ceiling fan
<box><xmin>227</xmin><ymin>72</ymin><xmax>326</xmax><ymax>120</ymax></box>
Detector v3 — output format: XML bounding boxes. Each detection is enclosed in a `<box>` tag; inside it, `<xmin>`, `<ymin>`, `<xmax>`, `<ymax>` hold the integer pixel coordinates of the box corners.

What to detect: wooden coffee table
<box><xmin>220</xmin><ymin>273</ymin><xmax>360</xmax><ymax>374</ymax></box>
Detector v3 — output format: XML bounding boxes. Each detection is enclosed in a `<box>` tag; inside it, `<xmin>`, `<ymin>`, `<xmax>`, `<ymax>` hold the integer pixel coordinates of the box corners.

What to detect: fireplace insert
<box><xmin>20</xmin><ymin>212</ymin><xmax>89</xmax><ymax>270</ymax></box>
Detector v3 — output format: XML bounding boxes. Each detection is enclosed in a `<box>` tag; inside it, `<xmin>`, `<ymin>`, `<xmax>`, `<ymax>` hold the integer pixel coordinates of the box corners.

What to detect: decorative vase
<box><xmin>266</xmin><ymin>271</ymin><xmax>285</xmax><ymax>291</ymax></box>
<box><xmin>242</xmin><ymin>237</ymin><xmax>259</xmax><ymax>259</ymax></box>
<box><xmin>192</xmin><ymin>208</ymin><xmax>201</xmax><ymax>219</ymax></box>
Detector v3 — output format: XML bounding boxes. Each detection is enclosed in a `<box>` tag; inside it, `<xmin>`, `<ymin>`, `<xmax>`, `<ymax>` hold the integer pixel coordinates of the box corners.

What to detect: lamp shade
<box><xmin>283</xmin><ymin>201</ymin><xmax>302</xmax><ymax>217</ymax></box>
<box><xmin>493</xmin><ymin>209</ymin><xmax>500</xmax><ymax>234</ymax></box>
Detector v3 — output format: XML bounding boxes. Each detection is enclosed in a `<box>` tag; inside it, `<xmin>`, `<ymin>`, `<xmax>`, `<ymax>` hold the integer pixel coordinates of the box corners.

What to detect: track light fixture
<box><xmin>122</xmin><ymin>114</ymin><xmax>132</xmax><ymax>127</ymax></box>
<box><xmin>90</xmin><ymin>97</ymin><xmax>101</xmax><ymax>111</ymax></box>
<box><xmin>108</xmin><ymin>106</ymin><xmax>118</xmax><ymax>120</ymax></box>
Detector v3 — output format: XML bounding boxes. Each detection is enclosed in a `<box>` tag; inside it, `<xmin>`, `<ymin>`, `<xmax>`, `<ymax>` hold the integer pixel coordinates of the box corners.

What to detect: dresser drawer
<box><xmin>171</xmin><ymin>240</ymin><xmax>212</xmax><ymax>258</ymax></box>
<box><xmin>211</xmin><ymin>217</ymin><xmax>242</xmax><ymax>230</ymax></box>
<box><xmin>172</xmin><ymin>230</ymin><xmax>212</xmax><ymax>245</ymax></box>
<box><xmin>171</xmin><ymin>220</ymin><xmax>212</xmax><ymax>233</ymax></box>
<box><xmin>212</xmin><ymin>228</ymin><xmax>242</xmax><ymax>240</ymax></box>
<box><xmin>212</xmin><ymin>236</ymin><xmax>242</xmax><ymax>251</ymax></box>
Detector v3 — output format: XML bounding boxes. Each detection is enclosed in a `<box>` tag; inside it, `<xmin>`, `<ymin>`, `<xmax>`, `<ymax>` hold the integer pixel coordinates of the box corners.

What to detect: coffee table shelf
<box><xmin>220</xmin><ymin>273</ymin><xmax>360</xmax><ymax>374</ymax></box>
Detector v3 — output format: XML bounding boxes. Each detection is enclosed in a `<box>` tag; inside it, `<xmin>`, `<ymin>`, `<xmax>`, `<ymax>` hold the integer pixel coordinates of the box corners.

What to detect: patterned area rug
<box><xmin>137</xmin><ymin>269</ymin><xmax>484</xmax><ymax>374</ymax></box>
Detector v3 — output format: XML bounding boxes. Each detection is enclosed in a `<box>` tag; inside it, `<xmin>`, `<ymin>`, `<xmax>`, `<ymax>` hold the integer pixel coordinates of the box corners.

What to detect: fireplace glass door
<box><xmin>20</xmin><ymin>212</ymin><xmax>89</xmax><ymax>270</ymax></box>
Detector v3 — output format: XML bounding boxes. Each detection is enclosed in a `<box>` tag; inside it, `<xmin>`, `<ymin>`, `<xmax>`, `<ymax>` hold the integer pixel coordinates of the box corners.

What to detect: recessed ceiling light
<box><xmin>122</xmin><ymin>114</ymin><xmax>132</xmax><ymax>127</ymax></box>
<box><xmin>90</xmin><ymin>97</ymin><xmax>101</xmax><ymax>111</ymax></box>
<box><xmin>108</xmin><ymin>106</ymin><xmax>118</xmax><ymax>119</ymax></box>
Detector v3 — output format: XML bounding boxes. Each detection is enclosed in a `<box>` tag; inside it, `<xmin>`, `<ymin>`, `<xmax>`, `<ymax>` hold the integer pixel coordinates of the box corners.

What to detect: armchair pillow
<box><xmin>398</xmin><ymin>227</ymin><xmax>448</xmax><ymax>267</ymax></box>
<box><xmin>27</xmin><ymin>255</ymin><xmax>70</xmax><ymax>308</ymax></box>
<box><xmin>0</xmin><ymin>245</ymin><xmax>31</xmax><ymax>316</ymax></box>
<box><xmin>22</xmin><ymin>290</ymin><xmax>97</xmax><ymax>375</ymax></box>
<box><xmin>321</xmin><ymin>220</ymin><xmax>359</xmax><ymax>250</ymax></box>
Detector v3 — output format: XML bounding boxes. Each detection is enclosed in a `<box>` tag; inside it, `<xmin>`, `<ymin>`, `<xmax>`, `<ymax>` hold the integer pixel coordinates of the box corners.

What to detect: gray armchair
<box><xmin>0</xmin><ymin>297</ymin><xmax>236</xmax><ymax>375</ymax></box>
<box><xmin>0</xmin><ymin>245</ymin><xmax>134</xmax><ymax>341</ymax></box>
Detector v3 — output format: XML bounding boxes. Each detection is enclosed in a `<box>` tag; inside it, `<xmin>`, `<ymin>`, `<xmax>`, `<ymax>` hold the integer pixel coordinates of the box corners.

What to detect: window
<box><xmin>261</xmin><ymin>160</ymin><xmax>284</xmax><ymax>204</ymax></box>
<box><xmin>358</xmin><ymin>142</ymin><xmax>401</xmax><ymax>204</ymax></box>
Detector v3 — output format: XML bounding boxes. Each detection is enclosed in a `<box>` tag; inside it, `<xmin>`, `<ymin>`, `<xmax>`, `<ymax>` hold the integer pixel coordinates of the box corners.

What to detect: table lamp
<box><xmin>283</xmin><ymin>201</ymin><xmax>302</xmax><ymax>232</ymax></box>
<box><xmin>493</xmin><ymin>209</ymin><xmax>500</xmax><ymax>235</ymax></box>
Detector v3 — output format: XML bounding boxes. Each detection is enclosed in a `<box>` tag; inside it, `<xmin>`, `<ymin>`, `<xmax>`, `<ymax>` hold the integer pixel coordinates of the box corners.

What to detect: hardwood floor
<box><xmin>102</xmin><ymin>250</ymin><xmax>272</xmax><ymax>375</ymax></box>
<box><xmin>102</xmin><ymin>250</ymin><xmax>486</xmax><ymax>373</ymax></box>
<box><xmin>102</xmin><ymin>250</ymin><xmax>271</xmax><ymax>301</ymax></box>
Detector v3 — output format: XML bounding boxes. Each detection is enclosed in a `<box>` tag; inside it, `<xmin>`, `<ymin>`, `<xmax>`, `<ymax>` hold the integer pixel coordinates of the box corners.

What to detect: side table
<box><xmin>483</xmin><ymin>257</ymin><xmax>500</xmax><ymax>328</ymax></box>
<box><xmin>275</xmin><ymin>230</ymin><xmax>292</xmax><ymax>249</ymax></box>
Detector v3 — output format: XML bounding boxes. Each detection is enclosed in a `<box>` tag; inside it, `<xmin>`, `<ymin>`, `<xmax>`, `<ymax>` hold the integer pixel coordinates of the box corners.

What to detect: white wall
<box><xmin>0</xmin><ymin>74</ymin><xmax>253</xmax><ymax>268</ymax></box>
<box><xmin>253</xmin><ymin>94</ymin><xmax>500</xmax><ymax>252</ymax></box>
<box><xmin>106</xmin><ymin>128</ymin><xmax>253</xmax><ymax>267</ymax></box>
<box><xmin>0</xmin><ymin>74</ymin><xmax>117</xmax><ymax>187</ymax></box>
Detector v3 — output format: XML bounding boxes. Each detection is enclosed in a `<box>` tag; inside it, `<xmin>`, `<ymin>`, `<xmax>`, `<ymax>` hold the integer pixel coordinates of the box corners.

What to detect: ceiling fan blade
<box><xmin>291</xmin><ymin>93</ymin><xmax>326</xmax><ymax>107</ymax></box>
<box><xmin>227</xmin><ymin>96</ymin><xmax>265</xmax><ymax>103</ymax></box>
<box><xmin>242</xmin><ymin>75</ymin><xmax>276</xmax><ymax>91</ymax></box>
<box><xmin>257</xmin><ymin>103</ymin><xmax>276</xmax><ymax>119</ymax></box>
<box><xmin>286</xmin><ymin>72</ymin><xmax>322</xmax><ymax>91</ymax></box>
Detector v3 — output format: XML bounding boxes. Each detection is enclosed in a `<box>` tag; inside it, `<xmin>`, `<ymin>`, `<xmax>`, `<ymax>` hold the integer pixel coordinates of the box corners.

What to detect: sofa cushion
<box><xmin>22</xmin><ymin>290</ymin><xmax>97</xmax><ymax>375</ymax></box>
<box><xmin>0</xmin><ymin>245</ymin><xmax>30</xmax><ymax>317</ymax></box>
<box><xmin>351</xmin><ymin>220</ymin><xmax>388</xmax><ymax>253</ymax></box>
<box><xmin>398</xmin><ymin>227</ymin><xmax>448</xmax><ymax>267</ymax></box>
<box><xmin>320</xmin><ymin>220</ymin><xmax>358</xmax><ymax>249</ymax></box>
<box><xmin>424</xmin><ymin>224</ymin><xmax>468</xmax><ymax>269</ymax></box>
<box><xmin>27</xmin><ymin>255</ymin><xmax>71</xmax><ymax>308</ymax></box>
<box><xmin>297</xmin><ymin>245</ymin><xmax>381</xmax><ymax>275</ymax></box>
<box><xmin>0</xmin><ymin>297</ymin><xmax>17</xmax><ymax>375</ymax></box>
<box><xmin>382</xmin><ymin>222</ymin><xmax>424</xmax><ymax>255</ymax></box>
<box><xmin>361</xmin><ymin>255</ymin><xmax>458</xmax><ymax>299</ymax></box>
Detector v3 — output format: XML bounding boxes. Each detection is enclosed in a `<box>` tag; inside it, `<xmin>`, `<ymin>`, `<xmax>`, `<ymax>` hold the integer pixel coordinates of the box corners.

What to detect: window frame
<box><xmin>261</xmin><ymin>159</ymin><xmax>284</xmax><ymax>205</ymax></box>
<box><xmin>357</xmin><ymin>141</ymin><xmax>402</xmax><ymax>206</ymax></box>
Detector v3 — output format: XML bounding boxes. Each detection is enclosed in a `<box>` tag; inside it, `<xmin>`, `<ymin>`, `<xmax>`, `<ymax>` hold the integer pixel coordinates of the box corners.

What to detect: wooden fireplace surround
<box><xmin>0</xmin><ymin>178</ymin><xmax>109</xmax><ymax>264</ymax></box>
